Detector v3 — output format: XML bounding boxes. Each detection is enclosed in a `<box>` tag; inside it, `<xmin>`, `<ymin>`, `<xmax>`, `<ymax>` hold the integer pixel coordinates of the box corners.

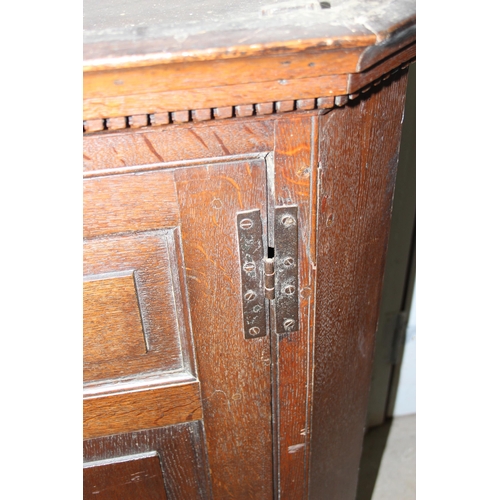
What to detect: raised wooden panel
<box><xmin>84</xmin><ymin>452</ymin><xmax>168</xmax><ymax>500</ymax></box>
<box><xmin>83</xmin><ymin>169</ymin><xmax>179</xmax><ymax>239</ymax></box>
<box><xmin>84</xmin><ymin>380</ymin><xmax>202</xmax><ymax>439</ymax></box>
<box><xmin>83</xmin><ymin>228</ymin><xmax>192</xmax><ymax>383</ymax></box>
<box><xmin>84</xmin><ymin>271</ymin><xmax>147</xmax><ymax>364</ymax></box>
<box><xmin>84</xmin><ymin>422</ymin><xmax>213</xmax><ymax>500</ymax></box>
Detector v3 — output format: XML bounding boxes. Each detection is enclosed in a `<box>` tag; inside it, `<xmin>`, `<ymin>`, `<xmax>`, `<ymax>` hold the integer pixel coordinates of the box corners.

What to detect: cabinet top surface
<box><xmin>83</xmin><ymin>0</ymin><xmax>415</xmax><ymax>70</ymax></box>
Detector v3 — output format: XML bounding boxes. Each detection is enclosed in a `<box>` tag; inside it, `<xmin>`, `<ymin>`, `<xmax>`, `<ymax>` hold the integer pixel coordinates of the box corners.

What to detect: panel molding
<box><xmin>84</xmin><ymin>270</ymin><xmax>149</xmax><ymax>363</ymax></box>
<box><xmin>84</xmin><ymin>452</ymin><xmax>168</xmax><ymax>500</ymax></box>
<box><xmin>84</xmin><ymin>422</ymin><xmax>213</xmax><ymax>500</ymax></box>
<box><xmin>83</xmin><ymin>228</ymin><xmax>193</xmax><ymax>385</ymax></box>
<box><xmin>84</xmin><ymin>378</ymin><xmax>203</xmax><ymax>439</ymax></box>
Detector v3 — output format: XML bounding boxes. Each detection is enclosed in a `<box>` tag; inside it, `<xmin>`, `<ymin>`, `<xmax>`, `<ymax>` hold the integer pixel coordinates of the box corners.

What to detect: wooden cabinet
<box><xmin>83</xmin><ymin>1</ymin><xmax>416</xmax><ymax>498</ymax></box>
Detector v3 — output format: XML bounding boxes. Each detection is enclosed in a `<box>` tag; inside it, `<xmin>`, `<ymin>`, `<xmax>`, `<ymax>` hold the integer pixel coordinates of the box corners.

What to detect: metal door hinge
<box><xmin>264</xmin><ymin>258</ymin><xmax>275</xmax><ymax>300</ymax></box>
<box><xmin>237</xmin><ymin>206</ymin><xmax>299</xmax><ymax>339</ymax></box>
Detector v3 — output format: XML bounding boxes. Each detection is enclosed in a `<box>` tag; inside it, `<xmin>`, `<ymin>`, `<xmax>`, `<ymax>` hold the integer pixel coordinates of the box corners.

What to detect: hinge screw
<box><xmin>283</xmin><ymin>285</ymin><xmax>296</xmax><ymax>295</ymax></box>
<box><xmin>248</xmin><ymin>327</ymin><xmax>261</xmax><ymax>336</ymax></box>
<box><xmin>281</xmin><ymin>215</ymin><xmax>296</xmax><ymax>227</ymax></box>
<box><xmin>244</xmin><ymin>290</ymin><xmax>257</xmax><ymax>301</ymax></box>
<box><xmin>243</xmin><ymin>262</ymin><xmax>256</xmax><ymax>273</ymax></box>
<box><xmin>239</xmin><ymin>218</ymin><xmax>254</xmax><ymax>230</ymax></box>
<box><xmin>283</xmin><ymin>257</ymin><xmax>294</xmax><ymax>267</ymax></box>
<box><xmin>283</xmin><ymin>319</ymin><xmax>296</xmax><ymax>330</ymax></box>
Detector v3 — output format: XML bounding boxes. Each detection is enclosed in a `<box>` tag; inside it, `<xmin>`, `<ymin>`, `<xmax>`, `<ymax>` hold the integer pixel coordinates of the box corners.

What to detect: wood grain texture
<box><xmin>175</xmin><ymin>158</ymin><xmax>273</xmax><ymax>499</ymax></box>
<box><xmin>84</xmin><ymin>422</ymin><xmax>213</xmax><ymax>500</ymax></box>
<box><xmin>83</xmin><ymin>170</ymin><xmax>179</xmax><ymax>239</ymax></box>
<box><xmin>106</xmin><ymin>116</ymin><xmax>127</xmax><ymax>130</ymax></box>
<box><xmin>367</xmin><ymin>62</ymin><xmax>415</xmax><ymax>427</ymax></box>
<box><xmin>172</xmin><ymin>110</ymin><xmax>190</xmax><ymax>123</ymax></box>
<box><xmin>275</xmin><ymin>100</ymin><xmax>295</xmax><ymax>113</ymax></box>
<box><xmin>192</xmin><ymin>108</ymin><xmax>212</xmax><ymax>122</ymax></box>
<box><xmin>235</xmin><ymin>104</ymin><xmax>254</xmax><ymax>118</ymax></box>
<box><xmin>83</xmin><ymin>119</ymin><xmax>274</xmax><ymax>173</ymax></box>
<box><xmin>348</xmin><ymin>42</ymin><xmax>415</xmax><ymax>95</ymax></box>
<box><xmin>84</xmin><ymin>452</ymin><xmax>168</xmax><ymax>500</ymax></box>
<box><xmin>83</xmin><ymin>229</ymin><xmax>191</xmax><ymax>383</ymax></box>
<box><xmin>213</xmin><ymin>106</ymin><xmax>233</xmax><ymax>120</ymax></box>
<box><xmin>309</xmin><ymin>70</ymin><xmax>409</xmax><ymax>500</ymax></box>
<box><xmin>128</xmin><ymin>114</ymin><xmax>148</xmax><ymax>128</ymax></box>
<box><xmin>84</xmin><ymin>49</ymin><xmax>363</xmax><ymax>101</ymax></box>
<box><xmin>334</xmin><ymin>95</ymin><xmax>349</xmax><ymax>107</ymax></box>
<box><xmin>84</xmin><ymin>271</ymin><xmax>146</xmax><ymax>364</ymax></box>
<box><xmin>273</xmin><ymin>114</ymin><xmax>318</xmax><ymax>499</ymax></box>
<box><xmin>151</xmin><ymin>112</ymin><xmax>170</xmax><ymax>125</ymax></box>
<box><xmin>84</xmin><ymin>30</ymin><xmax>375</xmax><ymax>73</ymax></box>
<box><xmin>84</xmin><ymin>381</ymin><xmax>202</xmax><ymax>439</ymax></box>
<box><xmin>297</xmin><ymin>98</ymin><xmax>316</xmax><ymax>111</ymax></box>
<box><xmin>357</xmin><ymin>23</ymin><xmax>415</xmax><ymax>71</ymax></box>
<box><xmin>317</xmin><ymin>96</ymin><xmax>334</xmax><ymax>109</ymax></box>
<box><xmin>83</xmin><ymin>73</ymin><xmax>347</xmax><ymax>120</ymax></box>
<box><xmin>256</xmin><ymin>102</ymin><xmax>274</xmax><ymax>115</ymax></box>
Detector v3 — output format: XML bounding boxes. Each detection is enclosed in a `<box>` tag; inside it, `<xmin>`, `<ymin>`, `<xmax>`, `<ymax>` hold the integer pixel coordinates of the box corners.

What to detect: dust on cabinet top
<box><xmin>83</xmin><ymin>0</ymin><xmax>415</xmax><ymax>71</ymax></box>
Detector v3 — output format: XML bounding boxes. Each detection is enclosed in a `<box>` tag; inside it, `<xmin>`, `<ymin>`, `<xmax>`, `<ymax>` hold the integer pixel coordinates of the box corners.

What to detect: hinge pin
<box><xmin>264</xmin><ymin>258</ymin><xmax>275</xmax><ymax>300</ymax></box>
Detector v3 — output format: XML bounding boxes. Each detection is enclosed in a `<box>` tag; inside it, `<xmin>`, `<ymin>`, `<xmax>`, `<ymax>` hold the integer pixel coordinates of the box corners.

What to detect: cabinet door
<box><xmin>83</xmin><ymin>157</ymin><xmax>273</xmax><ymax>498</ymax></box>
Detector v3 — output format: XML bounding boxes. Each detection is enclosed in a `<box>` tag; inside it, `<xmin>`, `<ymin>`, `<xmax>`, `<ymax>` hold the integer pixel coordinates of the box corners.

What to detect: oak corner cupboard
<box><xmin>83</xmin><ymin>1</ymin><xmax>416</xmax><ymax>498</ymax></box>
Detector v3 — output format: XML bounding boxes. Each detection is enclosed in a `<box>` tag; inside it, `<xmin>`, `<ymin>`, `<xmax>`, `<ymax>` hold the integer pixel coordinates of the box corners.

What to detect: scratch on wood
<box><xmin>194</xmin><ymin>244</ymin><xmax>236</xmax><ymax>289</ymax></box>
<box><xmin>142</xmin><ymin>136</ymin><xmax>164</xmax><ymax>162</ymax></box>
<box><xmin>281</xmin><ymin>171</ymin><xmax>309</xmax><ymax>187</ymax></box>
<box><xmin>288</xmin><ymin>443</ymin><xmax>305</xmax><ymax>454</ymax></box>
<box><xmin>243</xmin><ymin>125</ymin><xmax>256</xmax><ymax>136</ymax></box>
<box><xmin>189</xmin><ymin>129</ymin><xmax>209</xmax><ymax>149</ymax></box>
<box><xmin>213</xmin><ymin>131</ymin><xmax>231</xmax><ymax>155</ymax></box>
<box><xmin>219</xmin><ymin>175</ymin><xmax>243</xmax><ymax>209</ymax></box>
<box><xmin>277</xmin><ymin>144</ymin><xmax>309</xmax><ymax>156</ymax></box>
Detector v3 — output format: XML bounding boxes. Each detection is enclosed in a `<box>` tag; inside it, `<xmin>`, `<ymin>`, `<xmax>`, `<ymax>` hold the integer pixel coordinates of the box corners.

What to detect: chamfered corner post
<box><xmin>310</xmin><ymin>69</ymin><xmax>410</xmax><ymax>500</ymax></box>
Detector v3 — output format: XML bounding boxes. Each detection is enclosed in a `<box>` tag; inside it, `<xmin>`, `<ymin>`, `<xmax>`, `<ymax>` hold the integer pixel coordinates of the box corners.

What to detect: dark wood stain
<box><xmin>175</xmin><ymin>158</ymin><xmax>274</xmax><ymax>498</ymax></box>
<box><xmin>84</xmin><ymin>453</ymin><xmax>168</xmax><ymax>500</ymax></box>
<box><xmin>189</xmin><ymin>128</ymin><xmax>209</xmax><ymax>149</ymax></box>
<box><xmin>309</xmin><ymin>71</ymin><xmax>409</xmax><ymax>500</ymax></box>
<box><xmin>212</xmin><ymin>131</ymin><xmax>231</xmax><ymax>156</ymax></box>
<box><xmin>273</xmin><ymin>114</ymin><xmax>318</xmax><ymax>499</ymax></box>
<box><xmin>142</xmin><ymin>135</ymin><xmax>165</xmax><ymax>162</ymax></box>
<box><xmin>84</xmin><ymin>422</ymin><xmax>213</xmax><ymax>500</ymax></box>
<box><xmin>83</xmin><ymin>119</ymin><xmax>274</xmax><ymax>172</ymax></box>
<box><xmin>82</xmin><ymin>7</ymin><xmax>415</xmax><ymax>494</ymax></box>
